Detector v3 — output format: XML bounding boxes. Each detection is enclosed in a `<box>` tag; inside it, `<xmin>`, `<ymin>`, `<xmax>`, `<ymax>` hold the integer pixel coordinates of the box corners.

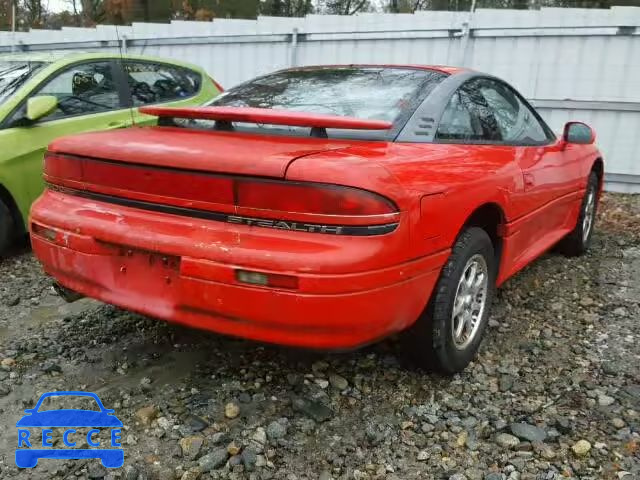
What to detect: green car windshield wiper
<box><xmin>0</xmin><ymin>67</ymin><xmax>35</xmax><ymax>103</ymax></box>
<box><xmin>0</xmin><ymin>64</ymin><xmax>44</xmax><ymax>105</ymax></box>
<box><xmin>0</xmin><ymin>65</ymin><xmax>29</xmax><ymax>78</ymax></box>
<box><xmin>0</xmin><ymin>70</ymin><xmax>32</xmax><ymax>97</ymax></box>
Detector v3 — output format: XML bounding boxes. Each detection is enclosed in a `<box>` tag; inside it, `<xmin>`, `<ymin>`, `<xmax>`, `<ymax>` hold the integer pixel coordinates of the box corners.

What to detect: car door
<box><xmin>474</xmin><ymin>78</ymin><xmax>581</xmax><ymax>234</ymax></box>
<box><xmin>118</xmin><ymin>60</ymin><xmax>206</xmax><ymax>127</ymax></box>
<box><xmin>435</xmin><ymin>77</ymin><xmax>570</xmax><ymax>261</ymax></box>
<box><xmin>0</xmin><ymin>60</ymin><xmax>132</xmax><ymax>207</ymax></box>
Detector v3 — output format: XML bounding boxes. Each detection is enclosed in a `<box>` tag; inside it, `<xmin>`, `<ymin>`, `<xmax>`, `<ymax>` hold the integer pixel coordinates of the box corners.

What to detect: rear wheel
<box><xmin>558</xmin><ymin>171</ymin><xmax>599</xmax><ymax>257</ymax></box>
<box><xmin>0</xmin><ymin>200</ymin><xmax>14</xmax><ymax>256</ymax></box>
<box><xmin>403</xmin><ymin>227</ymin><xmax>496</xmax><ymax>374</ymax></box>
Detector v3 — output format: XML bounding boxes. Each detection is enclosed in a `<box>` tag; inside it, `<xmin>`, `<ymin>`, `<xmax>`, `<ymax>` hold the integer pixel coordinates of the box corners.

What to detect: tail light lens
<box><xmin>44</xmin><ymin>154</ymin><xmax>82</xmax><ymax>181</ymax></box>
<box><xmin>43</xmin><ymin>152</ymin><xmax>397</xmax><ymax>218</ymax></box>
<box><xmin>31</xmin><ymin>223</ymin><xmax>58</xmax><ymax>242</ymax></box>
<box><xmin>235</xmin><ymin>179</ymin><xmax>396</xmax><ymax>216</ymax></box>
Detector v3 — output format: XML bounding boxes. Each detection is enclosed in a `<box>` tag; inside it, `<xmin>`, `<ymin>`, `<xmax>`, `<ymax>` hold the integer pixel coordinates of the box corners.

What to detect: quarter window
<box><xmin>436</xmin><ymin>81</ymin><xmax>501</xmax><ymax>142</ymax></box>
<box><xmin>124</xmin><ymin>62</ymin><xmax>201</xmax><ymax>106</ymax></box>
<box><xmin>33</xmin><ymin>61</ymin><xmax>120</xmax><ymax>121</ymax></box>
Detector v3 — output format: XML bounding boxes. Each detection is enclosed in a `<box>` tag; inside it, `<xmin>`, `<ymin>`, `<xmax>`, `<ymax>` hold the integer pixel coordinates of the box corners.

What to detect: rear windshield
<box><xmin>188</xmin><ymin>67</ymin><xmax>446</xmax><ymax>140</ymax></box>
<box><xmin>0</xmin><ymin>61</ymin><xmax>47</xmax><ymax>106</ymax></box>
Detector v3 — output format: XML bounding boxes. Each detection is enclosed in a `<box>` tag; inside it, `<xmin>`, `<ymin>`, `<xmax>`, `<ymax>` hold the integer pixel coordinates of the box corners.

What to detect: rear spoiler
<box><xmin>139</xmin><ymin>106</ymin><xmax>393</xmax><ymax>135</ymax></box>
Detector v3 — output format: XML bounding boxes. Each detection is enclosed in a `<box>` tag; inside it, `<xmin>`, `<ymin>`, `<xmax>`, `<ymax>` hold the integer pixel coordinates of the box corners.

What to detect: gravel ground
<box><xmin>0</xmin><ymin>193</ymin><xmax>638</xmax><ymax>480</ymax></box>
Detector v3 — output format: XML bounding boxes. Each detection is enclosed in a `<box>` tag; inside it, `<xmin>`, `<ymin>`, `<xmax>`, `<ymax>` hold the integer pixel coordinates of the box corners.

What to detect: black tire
<box><xmin>0</xmin><ymin>200</ymin><xmax>14</xmax><ymax>256</ymax></box>
<box><xmin>403</xmin><ymin>227</ymin><xmax>496</xmax><ymax>374</ymax></box>
<box><xmin>558</xmin><ymin>171</ymin><xmax>599</xmax><ymax>257</ymax></box>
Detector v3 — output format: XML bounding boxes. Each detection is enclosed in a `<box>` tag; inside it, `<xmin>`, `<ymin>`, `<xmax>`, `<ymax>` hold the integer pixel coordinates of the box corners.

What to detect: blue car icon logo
<box><xmin>16</xmin><ymin>391</ymin><xmax>123</xmax><ymax>468</ymax></box>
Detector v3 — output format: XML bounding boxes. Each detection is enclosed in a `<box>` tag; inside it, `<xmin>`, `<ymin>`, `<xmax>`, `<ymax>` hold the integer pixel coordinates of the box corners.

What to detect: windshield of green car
<box><xmin>0</xmin><ymin>61</ymin><xmax>47</xmax><ymax>106</ymax></box>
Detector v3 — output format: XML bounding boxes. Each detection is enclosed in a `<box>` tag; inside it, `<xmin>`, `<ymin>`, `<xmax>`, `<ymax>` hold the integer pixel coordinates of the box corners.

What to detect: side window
<box><xmin>477</xmin><ymin>79</ymin><xmax>549</xmax><ymax>144</ymax></box>
<box><xmin>436</xmin><ymin>91</ymin><xmax>476</xmax><ymax>140</ymax></box>
<box><xmin>436</xmin><ymin>80</ymin><xmax>502</xmax><ymax>142</ymax></box>
<box><xmin>124</xmin><ymin>62</ymin><xmax>201</xmax><ymax>107</ymax></box>
<box><xmin>35</xmin><ymin>62</ymin><xmax>121</xmax><ymax>121</ymax></box>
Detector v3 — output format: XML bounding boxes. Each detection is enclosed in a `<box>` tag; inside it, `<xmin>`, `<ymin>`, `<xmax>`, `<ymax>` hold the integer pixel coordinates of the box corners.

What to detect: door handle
<box><xmin>108</xmin><ymin>121</ymin><xmax>128</xmax><ymax>128</ymax></box>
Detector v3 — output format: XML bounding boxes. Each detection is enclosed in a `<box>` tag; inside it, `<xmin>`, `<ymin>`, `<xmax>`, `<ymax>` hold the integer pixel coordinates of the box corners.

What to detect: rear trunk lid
<box><xmin>48</xmin><ymin>126</ymin><xmax>351</xmax><ymax>178</ymax></box>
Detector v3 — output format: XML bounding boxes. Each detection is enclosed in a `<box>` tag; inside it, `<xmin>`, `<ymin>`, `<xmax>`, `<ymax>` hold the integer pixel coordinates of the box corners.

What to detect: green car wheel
<box><xmin>0</xmin><ymin>199</ymin><xmax>13</xmax><ymax>254</ymax></box>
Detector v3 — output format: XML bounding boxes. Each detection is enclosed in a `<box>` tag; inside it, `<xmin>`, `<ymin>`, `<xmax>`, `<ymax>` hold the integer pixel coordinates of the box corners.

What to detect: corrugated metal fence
<box><xmin>1</xmin><ymin>7</ymin><xmax>639</xmax><ymax>192</ymax></box>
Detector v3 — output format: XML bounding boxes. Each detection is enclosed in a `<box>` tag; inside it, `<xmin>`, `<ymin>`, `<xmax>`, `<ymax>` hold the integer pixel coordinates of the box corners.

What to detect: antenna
<box><xmin>11</xmin><ymin>0</ymin><xmax>16</xmax><ymax>53</ymax></box>
<box><xmin>115</xmin><ymin>24</ymin><xmax>136</xmax><ymax>127</ymax></box>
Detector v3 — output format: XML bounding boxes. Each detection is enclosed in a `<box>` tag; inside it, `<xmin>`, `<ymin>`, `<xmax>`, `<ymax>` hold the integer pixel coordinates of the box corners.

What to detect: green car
<box><xmin>0</xmin><ymin>52</ymin><xmax>222</xmax><ymax>254</ymax></box>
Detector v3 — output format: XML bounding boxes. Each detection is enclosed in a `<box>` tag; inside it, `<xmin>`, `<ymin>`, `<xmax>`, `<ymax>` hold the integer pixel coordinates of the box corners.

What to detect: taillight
<box><xmin>44</xmin><ymin>153</ymin><xmax>397</xmax><ymax>217</ymax></box>
<box><xmin>236</xmin><ymin>179</ymin><xmax>397</xmax><ymax>216</ymax></box>
<box><xmin>31</xmin><ymin>223</ymin><xmax>58</xmax><ymax>242</ymax></box>
<box><xmin>44</xmin><ymin>153</ymin><xmax>82</xmax><ymax>181</ymax></box>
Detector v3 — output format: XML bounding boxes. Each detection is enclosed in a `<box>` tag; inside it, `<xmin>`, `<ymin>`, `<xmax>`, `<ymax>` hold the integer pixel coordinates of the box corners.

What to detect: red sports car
<box><xmin>30</xmin><ymin>65</ymin><xmax>603</xmax><ymax>373</ymax></box>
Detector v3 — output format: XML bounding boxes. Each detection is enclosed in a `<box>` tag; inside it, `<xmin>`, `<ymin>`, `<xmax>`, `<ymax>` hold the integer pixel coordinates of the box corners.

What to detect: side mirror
<box><xmin>563</xmin><ymin>122</ymin><xmax>595</xmax><ymax>145</ymax></box>
<box><xmin>26</xmin><ymin>95</ymin><xmax>58</xmax><ymax>122</ymax></box>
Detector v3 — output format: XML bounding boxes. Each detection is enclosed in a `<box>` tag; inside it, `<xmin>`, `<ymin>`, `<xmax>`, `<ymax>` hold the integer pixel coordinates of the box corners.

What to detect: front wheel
<box><xmin>558</xmin><ymin>171</ymin><xmax>599</xmax><ymax>257</ymax></box>
<box><xmin>403</xmin><ymin>227</ymin><xmax>496</xmax><ymax>374</ymax></box>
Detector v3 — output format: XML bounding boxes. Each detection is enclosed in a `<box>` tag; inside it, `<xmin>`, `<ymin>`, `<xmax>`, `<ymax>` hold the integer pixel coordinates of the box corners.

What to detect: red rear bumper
<box><xmin>30</xmin><ymin>190</ymin><xmax>447</xmax><ymax>349</ymax></box>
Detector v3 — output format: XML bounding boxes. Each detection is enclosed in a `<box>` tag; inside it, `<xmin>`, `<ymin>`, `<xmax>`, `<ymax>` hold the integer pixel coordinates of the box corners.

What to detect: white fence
<box><xmin>1</xmin><ymin>7</ymin><xmax>639</xmax><ymax>192</ymax></box>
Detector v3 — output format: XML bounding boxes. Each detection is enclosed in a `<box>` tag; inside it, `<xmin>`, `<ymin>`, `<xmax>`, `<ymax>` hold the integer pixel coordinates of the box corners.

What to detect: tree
<box><xmin>0</xmin><ymin>0</ymin><xmax>14</xmax><ymax>30</ymax></box>
<box><xmin>6</xmin><ymin>0</ymin><xmax>639</xmax><ymax>31</ymax></box>
<box><xmin>104</xmin><ymin>0</ymin><xmax>131</xmax><ymax>24</ymax></box>
<box><xmin>172</xmin><ymin>0</ymin><xmax>215</xmax><ymax>19</ymax></box>
<box><xmin>45</xmin><ymin>9</ymin><xmax>79</xmax><ymax>28</ymax></box>
<box><xmin>80</xmin><ymin>0</ymin><xmax>105</xmax><ymax>25</ymax></box>
<box><xmin>65</xmin><ymin>0</ymin><xmax>79</xmax><ymax>17</ymax></box>
<box><xmin>322</xmin><ymin>0</ymin><xmax>372</xmax><ymax>14</ymax></box>
<box><xmin>21</xmin><ymin>0</ymin><xmax>44</xmax><ymax>27</ymax></box>
<box><xmin>387</xmin><ymin>0</ymin><xmax>428</xmax><ymax>12</ymax></box>
<box><xmin>173</xmin><ymin>0</ymin><xmax>262</xmax><ymax>21</ymax></box>
<box><xmin>260</xmin><ymin>0</ymin><xmax>314</xmax><ymax>16</ymax></box>
<box><xmin>211</xmin><ymin>0</ymin><xmax>260</xmax><ymax>19</ymax></box>
<box><xmin>62</xmin><ymin>0</ymin><xmax>81</xmax><ymax>25</ymax></box>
